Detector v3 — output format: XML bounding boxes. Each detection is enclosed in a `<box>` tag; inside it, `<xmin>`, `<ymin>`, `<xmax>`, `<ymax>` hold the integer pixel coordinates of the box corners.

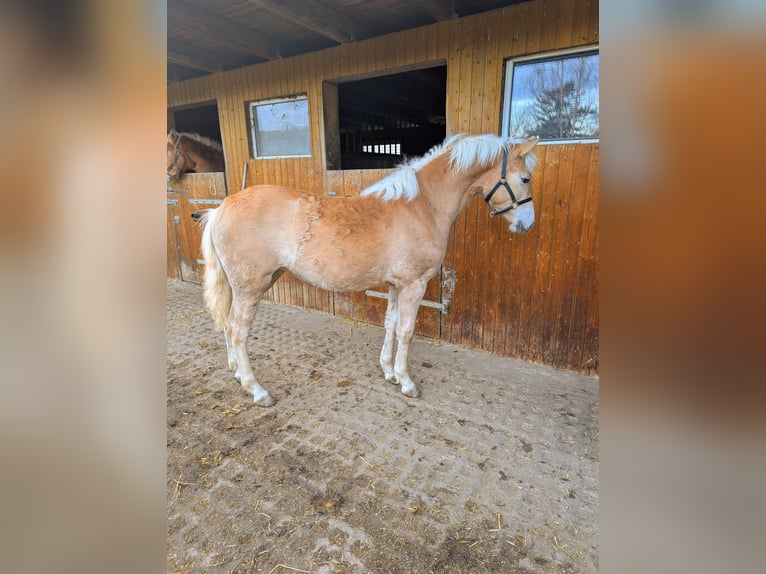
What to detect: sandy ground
<box><xmin>167</xmin><ymin>280</ymin><xmax>599</xmax><ymax>573</ymax></box>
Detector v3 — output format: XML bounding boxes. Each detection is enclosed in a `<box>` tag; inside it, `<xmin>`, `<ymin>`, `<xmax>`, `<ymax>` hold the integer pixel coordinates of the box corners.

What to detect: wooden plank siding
<box><xmin>168</xmin><ymin>0</ymin><xmax>599</xmax><ymax>374</ymax></box>
<box><xmin>166</xmin><ymin>201</ymin><xmax>181</xmax><ymax>280</ymax></box>
<box><xmin>167</xmin><ymin>172</ymin><xmax>227</xmax><ymax>284</ymax></box>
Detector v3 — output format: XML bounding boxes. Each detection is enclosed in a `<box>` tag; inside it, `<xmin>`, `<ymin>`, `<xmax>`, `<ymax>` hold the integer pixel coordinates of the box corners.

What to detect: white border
<box><xmin>501</xmin><ymin>45</ymin><xmax>599</xmax><ymax>145</ymax></box>
<box><xmin>248</xmin><ymin>94</ymin><xmax>312</xmax><ymax>159</ymax></box>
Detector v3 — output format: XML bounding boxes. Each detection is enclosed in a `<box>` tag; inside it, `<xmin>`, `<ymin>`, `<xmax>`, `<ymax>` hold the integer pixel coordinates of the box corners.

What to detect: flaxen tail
<box><xmin>200</xmin><ymin>209</ymin><xmax>231</xmax><ymax>331</ymax></box>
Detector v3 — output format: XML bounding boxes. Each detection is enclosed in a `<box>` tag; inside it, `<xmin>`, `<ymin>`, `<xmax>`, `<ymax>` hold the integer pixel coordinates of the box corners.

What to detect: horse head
<box><xmin>478</xmin><ymin>139</ymin><xmax>539</xmax><ymax>236</ymax></box>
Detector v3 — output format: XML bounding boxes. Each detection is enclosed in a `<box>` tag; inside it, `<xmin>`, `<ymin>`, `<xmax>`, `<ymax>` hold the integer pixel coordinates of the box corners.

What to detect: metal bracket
<box><xmin>187</xmin><ymin>199</ymin><xmax>224</xmax><ymax>205</ymax></box>
<box><xmin>365</xmin><ymin>290</ymin><xmax>447</xmax><ymax>312</ymax></box>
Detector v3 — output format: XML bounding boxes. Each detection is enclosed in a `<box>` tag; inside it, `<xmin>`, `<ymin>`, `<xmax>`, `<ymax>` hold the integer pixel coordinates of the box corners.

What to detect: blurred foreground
<box><xmin>0</xmin><ymin>1</ymin><xmax>764</xmax><ymax>573</ymax></box>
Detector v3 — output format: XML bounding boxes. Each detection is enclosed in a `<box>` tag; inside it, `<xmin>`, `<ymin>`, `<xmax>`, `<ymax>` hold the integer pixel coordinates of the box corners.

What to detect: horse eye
<box><xmin>521</xmin><ymin>176</ymin><xmax>530</xmax><ymax>184</ymax></box>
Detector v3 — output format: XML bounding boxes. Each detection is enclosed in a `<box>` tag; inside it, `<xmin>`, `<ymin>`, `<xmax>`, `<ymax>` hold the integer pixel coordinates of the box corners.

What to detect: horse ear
<box><xmin>168</xmin><ymin>129</ymin><xmax>178</xmax><ymax>143</ymax></box>
<box><xmin>511</xmin><ymin>138</ymin><xmax>539</xmax><ymax>158</ymax></box>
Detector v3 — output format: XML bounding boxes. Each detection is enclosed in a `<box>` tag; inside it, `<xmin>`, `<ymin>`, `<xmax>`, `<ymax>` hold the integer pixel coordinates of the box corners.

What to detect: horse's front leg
<box><xmin>392</xmin><ymin>279</ymin><xmax>428</xmax><ymax>398</ymax></box>
<box><xmin>380</xmin><ymin>285</ymin><xmax>399</xmax><ymax>383</ymax></box>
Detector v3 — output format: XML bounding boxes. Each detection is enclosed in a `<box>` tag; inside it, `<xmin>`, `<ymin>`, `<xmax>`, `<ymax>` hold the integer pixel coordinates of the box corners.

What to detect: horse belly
<box><xmin>289</xmin><ymin>245</ymin><xmax>390</xmax><ymax>292</ymax></box>
<box><xmin>289</xmin><ymin>261</ymin><xmax>388</xmax><ymax>292</ymax></box>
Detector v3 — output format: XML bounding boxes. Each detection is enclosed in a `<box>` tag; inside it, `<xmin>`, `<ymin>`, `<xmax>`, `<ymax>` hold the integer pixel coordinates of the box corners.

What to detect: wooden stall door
<box><xmin>167</xmin><ymin>172</ymin><xmax>227</xmax><ymax>283</ymax></box>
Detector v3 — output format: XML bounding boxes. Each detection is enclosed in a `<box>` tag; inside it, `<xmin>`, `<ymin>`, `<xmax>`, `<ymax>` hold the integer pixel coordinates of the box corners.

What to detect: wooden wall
<box><xmin>168</xmin><ymin>0</ymin><xmax>599</xmax><ymax>375</ymax></box>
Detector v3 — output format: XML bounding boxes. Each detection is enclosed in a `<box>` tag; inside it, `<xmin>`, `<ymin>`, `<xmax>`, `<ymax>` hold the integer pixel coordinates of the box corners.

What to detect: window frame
<box><xmin>501</xmin><ymin>46</ymin><xmax>600</xmax><ymax>145</ymax></box>
<box><xmin>248</xmin><ymin>94</ymin><xmax>312</xmax><ymax>159</ymax></box>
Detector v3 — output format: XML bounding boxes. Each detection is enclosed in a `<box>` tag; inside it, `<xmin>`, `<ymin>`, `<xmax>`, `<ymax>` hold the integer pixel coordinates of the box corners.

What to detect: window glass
<box><xmin>250</xmin><ymin>97</ymin><xmax>311</xmax><ymax>158</ymax></box>
<box><xmin>505</xmin><ymin>50</ymin><xmax>599</xmax><ymax>142</ymax></box>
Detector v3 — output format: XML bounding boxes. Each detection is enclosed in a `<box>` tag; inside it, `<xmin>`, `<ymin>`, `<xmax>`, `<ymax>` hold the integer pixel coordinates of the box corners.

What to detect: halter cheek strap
<box><xmin>484</xmin><ymin>148</ymin><xmax>533</xmax><ymax>217</ymax></box>
<box><xmin>168</xmin><ymin>144</ymin><xmax>181</xmax><ymax>173</ymax></box>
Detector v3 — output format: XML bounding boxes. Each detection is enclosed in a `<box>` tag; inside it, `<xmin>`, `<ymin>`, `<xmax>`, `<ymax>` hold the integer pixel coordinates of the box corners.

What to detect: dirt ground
<box><xmin>167</xmin><ymin>280</ymin><xmax>599</xmax><ymax>573</ymax></box>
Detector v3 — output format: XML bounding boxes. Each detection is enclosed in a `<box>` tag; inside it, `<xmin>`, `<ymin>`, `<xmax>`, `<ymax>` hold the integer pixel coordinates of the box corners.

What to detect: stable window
<box><xmin>248</xmin><ymin>95</ymin><xmax>311</xmax><ymax>158</ymax></box>
<box><xmin>323</xmin><ymin>64</ymin><xmax>447</xmax><ymax>170</ymax></box>
<box><xmin>502</xmin><ymin>48</ymin><xmax>599</xmax><ymax>143</ymax></box>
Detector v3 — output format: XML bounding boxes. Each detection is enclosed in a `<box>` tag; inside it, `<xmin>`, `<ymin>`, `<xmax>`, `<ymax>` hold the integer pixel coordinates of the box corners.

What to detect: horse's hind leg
<box><xmin>223</xmin><ymin>330</ymin><xmax>237</xmax><ymax>372</ymax></box>
<box><xmin>380</xmin><ymin>285</ymin><xmax>399</xmax><ymax>383</ymax></box>
<box><xmin>225</xmin><ymin>287</ymin><xmax>274</xmax><ymax>407</ymax></box>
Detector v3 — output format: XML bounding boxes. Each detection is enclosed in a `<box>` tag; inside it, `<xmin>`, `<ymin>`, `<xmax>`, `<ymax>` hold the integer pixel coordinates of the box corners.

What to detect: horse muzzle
<box><xmin>510</xmin><ymin>221</ymin><xmax>533</xmax><ymax>235</ymax></box>
<box><xmin>508</xmin><ymin>203</ymin><xmax>535</xmax><ymax>234</ymax></box>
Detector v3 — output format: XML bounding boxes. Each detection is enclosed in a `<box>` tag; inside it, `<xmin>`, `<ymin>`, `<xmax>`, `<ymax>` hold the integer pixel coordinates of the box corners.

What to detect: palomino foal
<box><xmin>200</xmin><ymin>134</ymin><xmax>538</xmax><ymax>406</ymax></box>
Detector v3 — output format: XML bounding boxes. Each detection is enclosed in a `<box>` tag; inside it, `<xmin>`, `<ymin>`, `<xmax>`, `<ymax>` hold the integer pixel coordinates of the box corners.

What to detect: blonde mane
<box><xmin>168</xmin><ymin>130</ymin><xmax>223</xmax><ymax>153</ymax></box>
<box><xmin>360</xmin><ymin>134</ymin><xmax>537</xmax><ymax>202</ymax></box>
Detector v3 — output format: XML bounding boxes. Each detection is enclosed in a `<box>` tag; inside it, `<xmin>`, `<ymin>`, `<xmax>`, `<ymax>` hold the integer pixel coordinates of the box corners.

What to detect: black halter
<box><xmin>167</xmin><ymin>143</ymin><xmax>181</xmax><ymax>174</ymax></box>
<box><xmin>484</xmin><ymin>148</ymin><xmax>533</xmax><ymax>217</ymax></box>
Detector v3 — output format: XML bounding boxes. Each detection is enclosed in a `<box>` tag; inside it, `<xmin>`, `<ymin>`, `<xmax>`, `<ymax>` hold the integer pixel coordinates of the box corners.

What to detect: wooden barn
<box><xmin>167</xmin><ymin>0</ymin><xmax>599</xmax><ymax>375</ymax></box>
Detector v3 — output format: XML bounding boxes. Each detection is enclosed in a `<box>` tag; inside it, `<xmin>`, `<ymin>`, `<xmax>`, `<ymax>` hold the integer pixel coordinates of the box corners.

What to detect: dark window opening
<box><xmin>170</xmin><ymin>103</ymin><xmax>222</xmax><ymax>145</ymax></box>
<box><xmin>326</xmin><ymin>65</ymin><xmax>447</xmax><ymax>170</ymax></box>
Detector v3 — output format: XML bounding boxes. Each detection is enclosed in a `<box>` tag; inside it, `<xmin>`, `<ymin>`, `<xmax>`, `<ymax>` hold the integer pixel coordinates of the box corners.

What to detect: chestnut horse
<box><xmin>200</xmin><ymin>134</ymin><xmax>538</xmax><ymax>406</ymax></box>
<box><xmin>167</xmin><ymin>130</ymin><xmax>225</xmax><ymax>180</ymax></box>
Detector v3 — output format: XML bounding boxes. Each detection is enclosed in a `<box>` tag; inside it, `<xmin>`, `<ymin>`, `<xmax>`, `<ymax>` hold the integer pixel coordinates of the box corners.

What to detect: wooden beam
<box><xmin>169</xmin><ymin>2</ymin><xmax>280</xmax><ymax>60</ymax></box>
<box><xmin>247</xmin><ymin>0</ymin><xmax>369</xmax><ymax>44</ymax></box>
<box><xmin>415</xmin><ymin>0</ymin><xmax>456</xmax><ymax>22</ymax></box>
<box><xmin>167</xmin><ymin>40</ymin><xmax>222</xmax><ymax>73</ymax></box>
<box><xmin>168</xmin><ymin>54</ymin><xmax>217</xmax><ymax>74</ymax></box>
<box><xmin>323</xmin><ymin>82</ymin><xmax>341</xmax><ymax>170</ymax></box>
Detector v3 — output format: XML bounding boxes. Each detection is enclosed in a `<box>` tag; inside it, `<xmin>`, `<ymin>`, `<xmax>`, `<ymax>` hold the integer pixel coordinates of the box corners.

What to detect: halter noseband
<box><xmin>484</xmin><ymin>148</ymin><xmax>533</xmax><ymax>217</ymax></box>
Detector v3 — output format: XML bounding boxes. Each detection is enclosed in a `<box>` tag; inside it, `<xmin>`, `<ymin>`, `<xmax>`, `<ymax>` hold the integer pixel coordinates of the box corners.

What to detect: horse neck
<box><xmin>181</xmin><ymin>138</ymin><xmax>222</xmax><ymax>171</ymax></box>
<box><xmin>415</xmin><ymin>154</ymin><xmax>484</xmax><ymax>228</ymax></box>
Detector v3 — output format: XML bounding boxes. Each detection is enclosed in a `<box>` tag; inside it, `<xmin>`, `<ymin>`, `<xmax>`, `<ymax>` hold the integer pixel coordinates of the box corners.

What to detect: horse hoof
<box><xmin>401</xmin><ymin>385</ymin><xmax>421</xmax><ymax>398</ymax></box>
<box><xmin>384</xmin><ymin>373</ymin><xmax>398</xmax><ymax>385</ymax></box>
<box><xmin>253</xmin><ymin>393</ymin><xmax>275</xmax><ymax>407</ymax></box>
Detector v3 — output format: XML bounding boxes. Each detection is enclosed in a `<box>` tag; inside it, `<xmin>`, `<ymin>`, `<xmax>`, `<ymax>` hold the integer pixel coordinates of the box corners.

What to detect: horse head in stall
<box><xmin>167</xmin><ymin>130</ymin><xmax>225</xmax><ymax>181</ymax></box>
